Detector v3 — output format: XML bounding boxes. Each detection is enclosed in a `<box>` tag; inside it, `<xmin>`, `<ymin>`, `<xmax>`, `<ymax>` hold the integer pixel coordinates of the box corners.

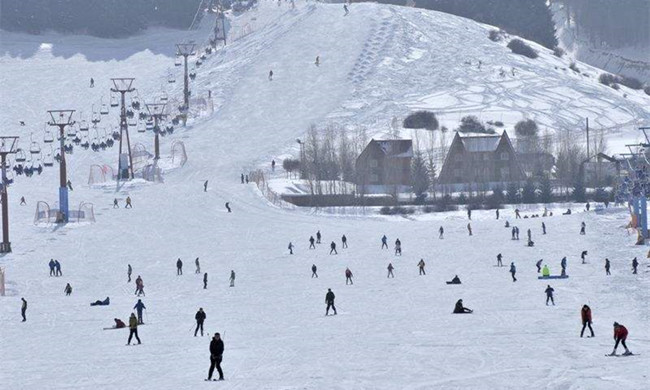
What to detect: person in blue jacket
<box><xmin>134</xmin><ymin>299</ymin><xmax>146</xmax><ymax>324</ymax></box>
<box><xmin>509</xmin><ymin>262</ymin><xmax>517</xmax><ymax>282</ymax></box>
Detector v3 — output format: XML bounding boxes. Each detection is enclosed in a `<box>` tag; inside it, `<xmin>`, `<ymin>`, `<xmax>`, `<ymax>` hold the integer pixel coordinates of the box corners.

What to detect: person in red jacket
<box><xmin>611</xmin><ymin>322</ymin><xmax>632</xmax><ymax>356</ymax></box>
<box><xmin>580</xmin><ymin>305</ymin><xmax>594</xmax><ymax>337</ymax></box>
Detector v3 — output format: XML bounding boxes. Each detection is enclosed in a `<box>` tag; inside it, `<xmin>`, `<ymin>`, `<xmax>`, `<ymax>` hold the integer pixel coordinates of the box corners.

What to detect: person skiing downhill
<box><xmin>343</xmin><ymin>4</ymin><xmax>349</xmax><ymax>15</ymax></box>
<box><xmin>134</xmin><ymin>299</ymin><xmax>146</xmax><ymax>324</ymax></box>
<box><xmin>545</xmin><ymin>285</ymin><xmax>555</xmax><ymax>305</ymax></box>
<box><xmin>316</xmin><ymin>230</ymin><xmax>321</xmax><ymax>244</ymax></box>
<box><xmin>64</xmin><ymin>283</ymin><xmax>72</xmax><ymax>296</ymax></box>
<box><xmin>394</xmin><ymin>239</ymin><xmax>402</xmax><ymax>256</ymax></box>
<box><xmin>311</xmin><ymin>264</ymin><xmax>318</xmax><ymax>278</ymax></box>
<box><xmin>113</xmin><ymin>198</ymin><xmax>119</xmax><ymax>208</ymax></box>
<box><xmin>467</xmin><ymin>208</ymin><xmax>472</xmax><ymax>220</ymax></box>
<box><xmin>387</xmin><ymin>263</ymin><xmax>394</xmax><ymax>278</ymax></box>
<box><xmin>381</xmin><ymin>235</ymin><xmax>388</xmax><ymax>249</ymax></box>
<box><xmin>20</xmin><ymin>196</ymin><xmax>26</xmax><ymax>205</ymax></box>
<box><xmin>207</xmin><ymin>333</ymin><xmax>225</xmax><ymax>381</ymax></box>
<box><xmin>509</xmin><ymin>262</ymin><xmax>517</xmax><ymax>282</ymax></box>
<box><xmin>90</xmin><ymin>78</ymin><xmax>94</xmax><ymax>88</ymax></box>
<box><xmin>542</xmin><ymin>222</ymin><xmax>546</xmax><ymax>235</ymax></box>
<box><xmin>127</xmin><ymin>313</ymin><xmax>141</xmax><ymax>345</ymax></box>
<box><xmin>203</xmin><ymin>272</ymin><xmax>208</xmax><ymax>289</ymax></box>
<box><xmin>288</xmin><ymin>242</ymin><xmax>294</xmax><ymax>255</ymax></box>
<box><xmin>21</xmin><ymin>298</ymin><xmax>27</xmax><ymax>322</ymax></box>
<box><xmin>309</xmin><ymin>236</ymin><xmax>315</xmax><ymax>249</ymax></box>
<box><xmin>195</xmin><ymin>258</ymin><xmax>201</xmax><ymax>274</ymax></box>
<box><xmin>418</xmin><ymin>259</ymin><xmax>426</xmax><ymax>275</ymax></box>
<box><xmin>605</xmin><ymin>258</ymin><xmax>611</xmax><ymax>275</ymax></box>
<box><xmin>496</xmin><ymin>209</ymin><xmax>499</xmax><ymax>219</ymax></box>
<box><xmin>177</xmin><ymin>258</ymin><xmax>183</xmax><ymax>275</ymax></box>
<box><xmin>580</xmin><ymin>305</ymin><xmax>594</xmax><ymax>337</ymax></box>
<box><xmin>268</xmin><ymin>70</ymin><xmax>273</xmax><ymax>81</ymax></box>
<box><xmin>204</xmin><ymin>180</ymin><xmax>208</xmax><ymax>192</ymax></box>
<box><xmin>536</xmin><ymin>259</ymin><xmax>543</xmax><ymax>273</ymax></box>
<box><xmin>127</xmin><ymin>264</ymin><xmax>132</xmax><ymax>283</ymax></box>
<box><xmin>467</xmin><ymin>223</ymin><xmax>472</xmax><ymax>236</ymax></box>
<box><xmin>345</xmin><ymin>268</ymin><xmax>353</xmax><ymax>285</ymax></box>
<box><xmin>330</xmin><ymin>241</ymin><xmax>338</xmax><ymax>255</ymax></box>
<box><xmin>580</xmin><ymin>222</ymin><xmax>586</xmax><ymax>235</ymax></box>
<box><xmin>325</xmin><ymin>288</ymin><xmax>337</xmax><ymax>315</ymax></box>
<box><xmin>632</xmin><ymin>257</ymin><xmax>639</xmax><ymax>274</ymax></box>
<box><xmin>229</xmin><ymin>270</ymin><xmax>235</xmax><ymax>287</ymax></box>
<box><xmin>439</xmin><ymin>226</ymin><xmax>444</xmax><ymax>239</ymax></box>
<box><xmin>315</xmin><ymin>56</ymin><xmax>320</xmax><ymax>66</ymax></box>
<box><xmin>497</xmin><ymin>253</ymin><xmax>503</xmax><ymax>267</ymax></box>
<box><xmin>225</xmin><ymin>202</ymin><xmax>231</xmax><ymax>213</ymax></box>
<box><xmin>125</xmin><ymin>196</ymin><xmax>132</xmax><ymax>208</ymax></box>
<box><xmin>342</xmin><ymin>234</ymin><xmax>348</xmax><ymax>248</ymax></box>
<box><xmin>610</xmin><ymin>322</ymin><xmax>632</xmax><ymax>356</ymax></box>
<box><xmin>195</xmin><ymin>308</ymin><xmax>206</xmax><ymax>337</ymax></box>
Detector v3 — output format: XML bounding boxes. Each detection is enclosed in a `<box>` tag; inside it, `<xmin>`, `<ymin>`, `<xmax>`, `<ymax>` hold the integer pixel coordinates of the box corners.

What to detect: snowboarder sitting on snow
<box><xmin>527</xmin><ymin>239</ymin><xmax>534</xmax><ymax>247</ymax></box>
<box><xmin>447</xmin><ymin>275</ymin><xmax>461</xmax><ymax>284</ymax></box>
<box><xmin>453</xmin><ymin>299</ymin><xmax>472</xmax><ymax>313</ymax></box>
<box><xmin>114</xmin><ymin>318</ymin><xmax>126</xmax><ymax>329</ymax></box>
<box><xmin>563</xmin><ymin>209</ymin><xmax>571</xmax><ymax>215</ymax></box>
<box><xmin>90</xmin><ymin>297</ymin><xmax>110</xmax><ymax>306</ymax></box>
<box><xmin>611</xmin><ymin>322</ymin><xmax>632</xmax><ymax>356</ymax></box>
<box><xmin>542</xmin><ymin>265</ymin><xmax>550</xmax><ymax>277</ymax></box>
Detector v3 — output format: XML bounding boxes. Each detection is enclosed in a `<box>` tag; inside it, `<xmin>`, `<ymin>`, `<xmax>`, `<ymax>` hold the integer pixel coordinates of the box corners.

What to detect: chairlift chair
<box><xmin>160</xmin><ymin>91</ymin><xmax>169</xmax><ymax>102</ymax></box>
<box><xmin>80</xmin><ymin>119</ymin><xmax>90</xmax><ymax>131</ymax></box>
<box><xmin>175</xmin><ymin>57</ymin><xmax>182</xmax><ymax>67</ymax></box>
<box><xmin>110</xmin><ymin>92</ymin><xmax>119</xmax><ymax>108</ymax></box>
<box><xmin>43</xmin><ymin>152</ymin><xmax>54</xmax><ymax>167</ymax></box>
<box><xmin>44</xmin><ymin>130</ymin><xmax>54</xmax><ymax>143</ymax></box>
<box><xmin>30</xmin><ymin>142</ymin><xmax>41</xmax><ymax>155</ymax></box>
<box><xmin>112</xmin><ymin>127</ymin><xmax>121</xmax><ymax>141</ymax></box>
<box><xmin>67</xmin><ymin>124</ymin><xmax>77</xmax><ymax>138</ymax></box>
<box><xmin>137</xmin><ymin>120</ymin><xmax>146</xmax><ymax>133</ymax></box>
<box><xmin>4</xmin><ymin>170</ymin><xmax>15</xmax><ymax>185</ymax></box>
<box><xmin>146</xmin><ymin>119</ymin><xmax>154</xmax><ymax>131</ymax></box>
<box><xmin>100</xmin><ymin>97</ymin><xmax>109</xmax><ymax>115</ymax></box>
<box><xmin>168</xmin><ymin>71</ymin><xmax>176</xmax><ymax>84</ymax></box>
<box><xmin>128</xmin><ymin>118</ymin><xmax>137</xmax><ymax>127</ymax></box>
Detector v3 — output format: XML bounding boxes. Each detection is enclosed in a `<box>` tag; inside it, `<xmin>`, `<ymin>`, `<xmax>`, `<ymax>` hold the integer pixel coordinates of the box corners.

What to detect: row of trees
<box><xmin>0</xmin><ymin>0</ymin><xmax>202</xmax><ymax>38</ymax></box>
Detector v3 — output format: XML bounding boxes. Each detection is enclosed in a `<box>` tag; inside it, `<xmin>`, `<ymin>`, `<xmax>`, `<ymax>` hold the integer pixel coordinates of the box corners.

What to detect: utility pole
<box><xmin>214</xmin><ymin>1</ymin><xmax>227</xmax><ymax>46</ymax></box>
<box><xmin>176</xmin><ymin>43</ymin><xmax>196</xmax><ymax>112</ymax></box>
<box><xmin>111</xmin><ymin>78</ymin><xmax>136</xmax><ymax>182</ymax></box>
<box><xmin>0</xmin><ymin>136</ymin><xmax>19</xmax><ymax>252</ymax></box>
<box><xmin>47</xmin><ymin>110</ymin><xmax>75</xmax><ymax>223</ymax></box>
<box><xmin>585</xmin><ymin>117</ymin><xmax>590</xmax><ymax>160</ymax></box>
<box><xmin>145</xmin><ymin>103</ymin><xmax>168</xmax><ymax>160</ymax></box>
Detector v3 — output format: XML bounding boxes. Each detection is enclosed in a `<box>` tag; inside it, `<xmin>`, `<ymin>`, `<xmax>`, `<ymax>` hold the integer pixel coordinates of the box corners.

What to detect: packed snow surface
<box><xmin>0</xmin><ymin>2</ymin><xmax>648</xmax><ymax>389</ymax></box>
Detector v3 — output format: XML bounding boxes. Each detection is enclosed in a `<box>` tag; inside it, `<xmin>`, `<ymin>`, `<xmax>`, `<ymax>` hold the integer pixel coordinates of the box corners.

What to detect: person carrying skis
<box><xmin>439</xmin><ymin>226</ymin><xmax>444</xmax><ymax>239</ymax></box>
<box><xmin>195</xmin><ymin>258</ymin><xmax>201</xmax><ymax>274</ymax></box>
<box><xmin>345</xmin><ymin>268</ymin><xmax>353</xmax><ymax>285</ymax></box>
<box><xmin>580</xmin><ymin>305</ymin><xmax>594</xmax><ymax>337</ymax></box>
<box><xmin>580</xmin><ymin>222</ymin><xmax>586</xmax><ymax>235</ymax></box>
<box><xmin>453</xmin><ymin>299</ymin><xmax>472</xmax><ymax>313</ymax></box>
<box><xmin>127</xmin><ymin>264</ymin><xmax>132</xmax><ymax>282</ymax></box>
<box><xmin>203</xmin><ymin>272</ymin><xmax>208</xmax><ymax>289</ymax></box>
<box><xmin>288</xmin><ymin>242</ymin><xmax>294</xmax><ymax>255</ymax></box>
<box><xmin>21</xmin><ymin>298</ymin><xmax>27</xmax><ymax>322</ymax></box>
<box><xmin>542</xmin><ymin>222</ymin><xmax>546</xmax><ymax>235</ymax></box>
<box><xmin>195</xmin><ymin>308</ymin><xmax>206</xmax><ymax>337</ymax></box>
<box><xmin>387</xmin><ymin>263</ymin><xmax>394</xmax><ymax>278</ymax></box>
<box><xmin>229</xmin><ymin>270</ymin><xmax>235</xmax><ymax>287</ymax></box>
<box><xmin>605</xmin><ymin>258</ymin><xmax>611</xmax><ymax>275</ymax></box>
<box><xmin>394</xmin><ymin>238</ymin><xmax>402</xmax><ymax>256</ymax></box>
<box><xmin>177</xmin><ymin>258</ymin><xmax>183</xmax><ymax>275</ymax></box>
<box><xmin>330</xmin><ymin>241</ymin><xmax>337</xmax><ymax>255</ymax></box>
<box><xmin>325</xmin><ymin>288</ymin><xmax>336</xmax><ymax>315</ymax></box>
<box><xmin>545</xmin><ymin>285</ymin><xmax>555</xmax><ymax>305</ymax></box>
<box><xmin>127</xmin><ymin>313</ymin><xmax>141</xmax><ymax>345</ymax></box>
<box><xmin>341</xmin><ymin>234</ymin><xmax>348</xmax><ymax>248</ymax></box>
<box><xmin>49</xmin><ymin>259</ymin><xmax>56</xmax><ymax>276</ymax></box>
<box><xmin>418</xmin><ymin>259</ymin><xmax>426</xmax><ymax>275</ymax></box>
<box><xmin>581</xmin><ymin>250</ymin><xmax>588</xmax><ymax>264</ymax></box>
<box><xmin>610</xmin><ymin>322</ymin><xmax>631</xmax><ymax>356</ymax></box>
<box><xmin>632</xmin><ymin>257</ymin><xmax>639</xmax><ymax>274</ymax></box>
<box><xmin>561</xmin><ymin>257</ymin><xmax>567</xmax><ymax>276</ymax></box>
<box><xmin>536</xmin><ymin>259</ymin><xmax>543</xmax><ymax>273</ymax></box>
<box><xmin>316</xmin><ymin>230</ymin><xmax>321</xmax><ymax>244</ymax></box>
<box><xmin>381</xmin><ymin>235</ymin><xmax>388</xmax><ymax>249</ymax></box>
<box><xmin>207</xmin><ymin>333</ymin><xmax>225</xmax><ymax>381</ymax></box>
<box><xmin>510</xmin><ymin>262</ymin><xmax>517</xmax><ymax>282</ymax></box>
<box><xmin>133</xmin><ymin>299</ymin><xmax>146</xmax><ymax>324</ymax></box>
<box><xmin>497</xmin><ymin>253</ymin><xmax>503</xmax><ymax>267</ymax></box>
<box><xmin>64</xmin><ymin>283</ymin><xmax>72</xmax><ymax>296</ymax></box>
<box><xmin>309</xmin><ymin>236</ymin><xmax>315</xmax><ymax>249</ymax></box>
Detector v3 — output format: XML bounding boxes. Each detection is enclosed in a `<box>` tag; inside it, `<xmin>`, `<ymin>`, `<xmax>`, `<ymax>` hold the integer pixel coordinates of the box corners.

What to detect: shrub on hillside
<box><xmin>488</xmin><ymin>29</ymin><xmax>504</xmax><ymax>42</ymax></box>
<box><xmin>553</xmin><ymin>46</ymin><xmax>565</xmax><ymax>57</ymax></box>
<box><xmin>645</xmin><ymin>86</ymin><xmax>650</xmax><ymax>96</ymax></box>
<box><xmin>514</xmin><ymin>119</ymin><xmax>538</xmax><ymax>137</ymax></box>
<box><xmin>457</xmin><ymin>116</ymin><xmax>495</xmax><ymax>134</ymax></box>
<box><xmin>619</xmin><ymin>76</ymin><xmax>643</xmax><ymax>90</ymax></box>
<box><xmin>569</xmin><ymin>62</ymin><xmax>580</xmax><ymax>73</ymax></box>
<box><xmin>403</xmin><ymin>111</ymin><xmax>439</xmax><ymax>130</ymax></box>
<box><xmin>507</xmin><ymin>39</ymin><xmax>538</xmax><ymax>59</ymax></box>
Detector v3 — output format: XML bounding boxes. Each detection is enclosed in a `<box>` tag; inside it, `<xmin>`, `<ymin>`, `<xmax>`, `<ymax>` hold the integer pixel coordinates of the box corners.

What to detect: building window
<box><xmin>370</xmin><ymin>174</ymin><xmax>379</xmax><ymax>182</ymax></box>
<box><xmin>500</xmin><ymin>167</ymin><xmax>509</xmax><ymax>180</ymax></box>
<box><xmin>500</xmin><ymin>152</ymin><xmax>509</xmax><ymax>161</ymax></box>
<box><xmin>370</xmin><ymin>159</ymin><xmax>378</xmax><ymax>168</ymax></box>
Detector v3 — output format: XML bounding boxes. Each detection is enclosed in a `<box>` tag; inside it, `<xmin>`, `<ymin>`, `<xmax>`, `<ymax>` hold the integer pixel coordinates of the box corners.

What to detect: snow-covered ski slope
<box><xmin>0</xmin><ymin>2</ymin><xmax>648</xmax><ymax>389</ymax></box>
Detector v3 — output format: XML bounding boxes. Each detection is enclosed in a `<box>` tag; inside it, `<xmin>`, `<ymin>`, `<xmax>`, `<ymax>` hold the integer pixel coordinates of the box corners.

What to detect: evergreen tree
<box><xmin>521</xmin><ymin>178</ymin><xmax>537</xmax><ymax>203</ymax></box>
<box><xmin>539</xmin><ymin>174</ymin><xmax>553</xmax><ymax>204</ymax></box>
<box><xmin>506</xmin><ymin>181</ymin><xmax>520</xmax><ymax>204</ymax></box>
<box><xmin>572</xmin><ymin>173</ymin><xmax>586</xmax><ymax>202</ymax></box>
<box><xmin>411</xmin><ymin>151</ymin><xmax>430</xmax><ymax>198</ymax></box>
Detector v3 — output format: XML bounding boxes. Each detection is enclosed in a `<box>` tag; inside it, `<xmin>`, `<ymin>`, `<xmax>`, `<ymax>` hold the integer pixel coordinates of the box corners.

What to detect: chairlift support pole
<box><xmin>47</xmin><ymin>110</ymin><xmax>75</xmax><ymax>223</ymax></box>
<box><xmin>145</xmin><ymin>103</ymin><xmax>168</xmax><ymax>160</ymax></box>
<box><xmin>111</xmin><ymin>78</ymin><xmax>136</xmax><ymax>182</ymax></box>
<box><xmin>0</xmin><ymin>136</ymin><xmax>19</xmax><ymax>252</ymax></box>
<box><xmin>176</xmin><ymin>43</ymin><xmax>196</xmax><ymax>112</ymax></box>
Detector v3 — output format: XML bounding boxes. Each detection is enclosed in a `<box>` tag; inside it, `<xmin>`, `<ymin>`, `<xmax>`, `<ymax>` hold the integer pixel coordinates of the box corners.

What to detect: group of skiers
<box><xmin>48</xmin><ymin>259</ymin><xmax>63</xmax><ymax>276</ymax></box>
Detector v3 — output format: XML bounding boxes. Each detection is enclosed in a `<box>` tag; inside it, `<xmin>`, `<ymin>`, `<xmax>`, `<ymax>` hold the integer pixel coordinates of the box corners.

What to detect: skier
<box><xmin>330</xmin><ymin>241</ymin><xmax>337</xmax><ymax>255</ymax></box>
<box><xmin>542</xmin><ymin>265</ymin><xmax>550</xmax><ymax>277</ymax></box>
<box><xmin>511</xmin><ymin>227</ymin><xmax>516</xmax><ymax>240</ymax></box>
<box><xmin>127</xmin><ymin>313</ymin><xmax>141</xmax><ymax>345</ymax></box>
<box><xmin>509</xmin><ymin>262</ymin><xmax>517</xmax><ymax>282</ymax></box>
<box><xmin>561</xmin><ymin>257</ymin><xmax>567</xmax><ymax>276</ymax></box>
<box><xmin>127</xmin><ymin>264</ymin><xmax>132</xmax><ymax>282</ymax></box>
<box><xmin>229</xmin><ymin>270</ymin><xmax>235</xmax><ymax>287</ymax></box>
<box><xmin>125</xmin><ymin>196</ymin><xmax>132</xmax><ymax>208</ymax></box>
<box><xmin>632</xmin><ymin>257</ymin><xmax>639</xmax><ymax>274</ymax></box>
<box><xmin>90</xmin><ymin>78</ymin><xmax>94</xmax><ymax>88</ymax></box>
<box><xmin>240</xmin><ymin>174</ymin><xmax>244</xmax><ymax>184</ymax></box>
<box><xmin>527</xmin><ymin>229</ymin><xmax>532</xmax><ymax>242</ymax></box>
<box><xmin>467</xmin><ymin>208</ymin><xmax>472</xmax><ymax>220</ymax></box>
<box><xmin>545</xmin><ymin>285</ymin><xmax>555</xmax><ymax>305</ymax></box>
<box><xmin>311</xmin><ymin>264</ymin><xmax>318</xmax><ymax>278</ymax></box>
<box><xmin>439</xmin><ymin>226</ymin><xmax>444</xmax><ymax>239</ymax></box>
<box><xmin>67</xmin><ymin>179</ymin><xmax>73</xmax><ymax>191</ymax></box>
<box><xmin>49</xmin><ymin>259</ymin><xmax>56</xmax><ymax>276</ymax></box>
<box><xmin>381</xmin><ymin>235</ymin><xmax>388</xmax><ymax>249</ymax></box>
<box><xmin>581</xmin><ymin>250</ymin><xmax>588</xmax><ymax>264</ymax></box>
<box><xmin>345</xmin><ymin>268</ymin><xmax>353</xmax><ymax>285</ymax></box>
<box><xmin>113</xmin><ymin>198</ymin><xmax>119</xmax><ymax>208</ymax></box>
<box><xmin>418</xmin><ymin>259</ymin><xmax>426</xmax><ymax>275</ymax></box>
<box><xmin>271</xmin><ymin>159</ymin><xmax>276</xmax><ymax>171</ymax></box>
<box><xmin>133</xmin><ymin>299</ymin><xmax>146</xmax><ymax>324</ymax></box>
<box><xmin>394</xmin><ymin>238</ymin><xmax>402</xmax><ymax>256</ymax></box>
<box><xmin>20</xmin><ymin>196</ymin><xmax>26</xmax><ymax>205</ymax></box>
<box><xmin>341</xmin><ymin>234</ymin><xmax>348</xmax><ymax>249</ymax></box>
<box><xmin>288</xmin><ymin>242</ymin><xmax>294</xmax><ymax>255</ymax></box>
<box><xmin>225</xmin><ymin>202</ymin><xmax>231</xmax><ymax>213</ymax></box>
<box><xmin>245</xmin><ymin>175</ymin><xmax>249</xmax><ymax>184</ymax></box>
<box><xmin>204</xmin><ymin>180</ymin><xmax>208</xmax><ymax>192</ymax></box>
<box><xmin>496</xmin><ymin>209</ymin><xmax>499</xmax><ymax>219</ymax></box>
<box><xmin>496</xmin><ymin>253</ymin><xmax>503</xmax><ymax>267</ymax></box>
<box><xmin>387</xmin><ymin>263</ymin><xmax>394</xmax><ymax>278</ymax></box>
<box><xmin>325</xmin><ymin>288</ymin><xmax>336</xmax><ymax>315</ymax></box>
<box><xmin>467</xmin><ymin>223</ymin><xmax>472</xmax><ymax>236</ymax></box>
<box><xmin>21</xmin><ymin>298</ymin><xmax>27</xmax><ymax>322</ymax></box>
<box><xmin>177</xmin><ymin>258</ymin><xmax>183</xmax><ymax>276</ymax></box>
<box><xmin>585</xmin><ymin>202</ymin><xmax>590</xmax><ymax>211</ymax></box>
<box><xmin>195</xmin><ymin>257</ymin><xmax>201</xmax><ymax>274</ymax></box>
<box><xmin>610</xmin><ymin>322</ymin><xmax>632</xmax><ymax>356</ymax></box>
<box><xmin>309</xmin><ymin>236</ymin><xmax>315</xmax><ymax>249</ymax></box>
<box><xmin>505</xmin><ymin>220</ymin><xmax>510</xmax><ymax>228</ymax></box>
<box><xmin>135</xmin><ymin>275</ymin><xmax>145</xmax><ymax>296</ymax></box>
<box><xmin>515</xmin><ymin>209</ymin><xmax>521</xmax><ymax>219</ymax></box>
<box><xmin>605</xmin><ymin>258</ymin><xmax>611</xmax><ymax>275</ymax></box>
<box><xmin>536</xmin><ymin>259</ymin><xmax>543</xmax><ymax>273</ymax></box>
<box><xmin>580</xmin><ymin>305</ymin><xmax>594</xmax><ymax>337</ymax></box>
<box><xmin>453</xmin><ymin>299</ymin><xmax>473</xmax><ymax>313</ymax></box>
<box><xmin>207</xmin><ymin>333</ymin><xmax>225</xmax><ymax>381</ymax></box>
<box><xmin>343</xmin><ymin>4</ymin><xmax>349</xmax><ymax>15</ymax></box>
<box><xmin>315</xmin><ymin>56</ymin><xmax>320</xmax><ymax>66</ymax></box>
<box><xmin>195</xmin><ymin>308</ymin><xmax>206</xmax><ymax>337</ymax></box>
<box><xmin>515</xmin><ymin>227</ymin><xmax>520</xmax><ymax>240</ymax></box>
<box><xmin>580</xmin><ymin>222</ymin><xmax>586</xmax><ymax>235</ymax></box>
<box><xmin>542</xmin><ymin>222</ymin><xmax>546</xmax><ymax>235</ymax></box>
<box><xmin>64</xmin><ymin>283</ymin><xmax>72</xmax><ymax>296</ymax></box>
<box><xmin>316</xmin><ymin>230</ymin><xmax>321</xmax><ymax>244</ymax></box>
<box><xmin>203</xmin><ymin>272</ymin><xmax>208</xmax><ymax>289</ymax></box>
<box><xmin>268</xmin><ymin>70</ymin><xmax>273</xmax><ymax>81</ymax></box>
<box><xmin>54</xmin><ymin>260</ymin><xmax>62</xmax><ymax>276</ymax></box>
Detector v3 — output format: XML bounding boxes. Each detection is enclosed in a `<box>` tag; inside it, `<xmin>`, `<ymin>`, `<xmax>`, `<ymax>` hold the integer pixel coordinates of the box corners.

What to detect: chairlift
<box><xmin>64</xmin><ymin>143</ymin><xmax>73</xmax><ymax>154</ymax></box>
<box><xmin>112</xmin><ymin>127</ymin><xmax>121</xmax><ymax>141</ymax></box>
<box><xmin>80</xmin><ymin>119</ymin><xmax>90</xmax><ymax>131</ymax></box>
<box><xmin>160</xmin><ymin>91</ymin><xmax>169</xmax><ymax>102</ymax></box>
<box><xmin>110</xmin><ymin>92</ymin><xmax>119</xmax><ymax>108</ymax></box>
<box><xmin>4</xmin><ymin>170</ymin><xmax>14</xmax><ymax>185</ymax></box>
<box><xmin>73</xmin><ymin>134</ymin><xmax>82</xmax><ymax>145</ymax></box>
<box><xmin>106</xmin><ymin>137</ymin><xmax>114</xmax><ymax>148</ymax></box>
<box><xmin>168</xmin><ymin>70</ymin><xmax>176</xmax><ymax>84</ymax></box>
<box><xmin>146</xmin><ymin>119</ymin><xmax>154</xmax><ymax>131</ymax></box>
<box><xmin>44</xmin><ymin>130</ymin><xmax>54</xmax><ymax>143</ymax></box>
<box><xmin>200</xmin><ymin>54</ymin><xmax>206</xmax><ymax>60</ymax></box>
<box><xmin>30</xmin><ymin>142</ymin><xmax>41</xmax><ymax>155</ymax></box>
<box><xmin>67</xmin><ymin>125</ymin><xmax>77</xmax><ymax>138</ymax></box>
<box><xmin>166</xmin><ymin>125</ymin><xmax>174</xmax><ymax>134</ymax></box>
<box><xmin>80</xmin><ymin>134</ymin><xmax>90</xmax><ymax>150</ymax></box>
<box><xmin>196</xmin><ymin>59</ymin><xmax>202</xmax><ymax>67</ymax></box>
<box><xmin>137</xmin><ymin>120</ymin><xmax>146</xmax><ymax>133</ymax></box>
<box><xmin>43</xmin><ymin>152</ymin><xmax>54</xmax><ymax>167</ymax></box>
<box><xmin>126</xmin><ymin>109</ymin><xmax>135</xmax><ymax>119</ymax></box>
<box><xmin>175</xmin><ymin>56</ymin><xmax>182</xmax><ymax>67</ymax></box>
<box><xmin>128</xmin><ymin>118</ymin><xmax>137</xmax><ymax>127</ymax></box>
<box><xmin>100</xmin><ymin>98</ymin><xmax>109</xmax><ymax>115</ymax></box>
<box><xmin>32</xmin><ymin>160</ymin><xmax>43</xmax><ymax>175</ymax></box>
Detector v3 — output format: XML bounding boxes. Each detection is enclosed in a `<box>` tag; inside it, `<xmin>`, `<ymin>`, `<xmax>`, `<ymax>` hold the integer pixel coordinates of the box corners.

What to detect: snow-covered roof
<box><xmin>373</xmin><ymin>139</ymin><xmax>413</xmax><ymax>158</ymax></box>
<box><xmin>458</xmin><ymin>134</ymin><xmax>501</xmax><ymax>152</ymax></box>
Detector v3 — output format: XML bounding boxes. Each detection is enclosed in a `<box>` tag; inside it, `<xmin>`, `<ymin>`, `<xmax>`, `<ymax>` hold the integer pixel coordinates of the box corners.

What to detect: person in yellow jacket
<box><xmin>127</xmin><ymin>313</ymin><xmax>141</xmax><ymax>345</ymax></box>
<box><xmin>542</xmin><ymin>265</ymin><xmax>550</xmax><ymax>277</ymax></box>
